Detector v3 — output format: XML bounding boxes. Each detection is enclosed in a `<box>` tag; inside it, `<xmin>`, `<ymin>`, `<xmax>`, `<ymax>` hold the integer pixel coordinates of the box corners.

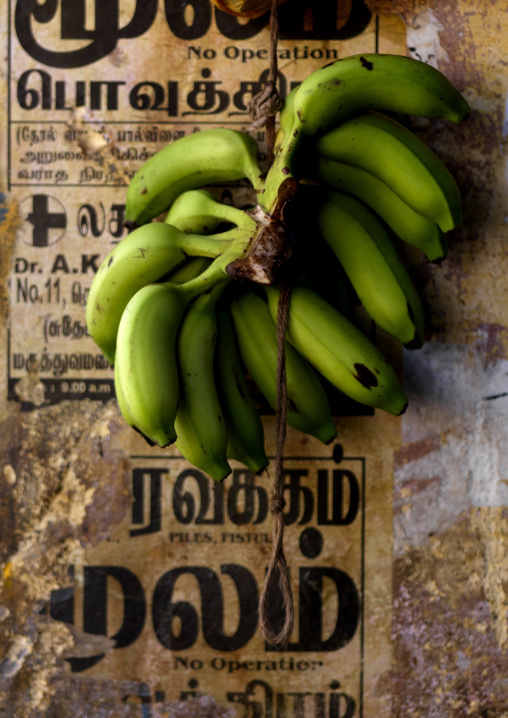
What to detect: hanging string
<box><xmin>248</xmin><ymin>0</ymin><xmax>284</xmax><ymax>163</ymax></box>
<box><xmin>258</xmin><ymin>279</ymin><xmax>294</xmax><ymax>646</ymax></box>
<box><xmin>248</xmin><ymin>0</ymin><xmax>295</xmax><ymax>647</ymax></box>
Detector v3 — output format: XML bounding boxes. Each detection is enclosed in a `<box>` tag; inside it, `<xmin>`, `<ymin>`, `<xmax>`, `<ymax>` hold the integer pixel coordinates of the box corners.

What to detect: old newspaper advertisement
<box><xmin>1</xmin><ymin>2</ymin><xmax>406</xmax><ymax>715</ymax></box>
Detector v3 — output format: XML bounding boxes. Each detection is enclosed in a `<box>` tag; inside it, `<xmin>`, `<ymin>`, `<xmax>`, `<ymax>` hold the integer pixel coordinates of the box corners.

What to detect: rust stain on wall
<box><xmin>394</xmin><ymin>433</ymin><xmax>447</xmax><ymax>470</ymax></box>
<box><xmin>469</xmin><ymin>322</ymin><xmax>508</xmax><ymax>366</ymax></box>
<box><xmin>0</xmin><ymin>199</ymin><xmax>22</xmax><ymax>329</ymax></box>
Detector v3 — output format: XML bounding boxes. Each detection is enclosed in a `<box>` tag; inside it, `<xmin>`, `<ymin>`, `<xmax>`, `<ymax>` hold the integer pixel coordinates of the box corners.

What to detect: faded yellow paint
<box><xmin>2</xmin><ymin>561</ymin><xmax>13</xmax><ymax>586</ymax></box>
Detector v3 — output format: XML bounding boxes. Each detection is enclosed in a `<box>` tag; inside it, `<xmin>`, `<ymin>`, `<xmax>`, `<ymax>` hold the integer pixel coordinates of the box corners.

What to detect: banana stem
<box><xmin>168</xmin><ymin>222</ymin><xmax>257</xmax><ymax>302</ymax></box>
<box><xmin>180</xmin><ymin>234</ymin><xmax>231</xmax><ymax>258</ymax></box>
<box><xmin>176</xmin><ymin>210</ymin><xmax>258</xmax><ymax>259</ymax></box>
<box><xmin>175</xmin><ymin>271</ymin><xmax>229</xmax><ymax>308</ymax></box>
<box><xmin>176</xmin><ymin>265</ymin><xmax>230</xmax><ymax>303</ymax></box>
<box><xmin>206</xmin><ymin>202</ymin><xmax>258</xmax><ymax>229</ymax></box>
<box><xmin>205</xmin><ymin>211</ymin><xmax>258</xmax><ymax>237</ymax></box>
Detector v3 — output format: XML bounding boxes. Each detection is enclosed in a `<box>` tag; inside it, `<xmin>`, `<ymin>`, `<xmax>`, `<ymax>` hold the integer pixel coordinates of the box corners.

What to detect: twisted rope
<box><xmin>248</xmin><ymin>0</ymin><xmax>284</xmax><ymax>162</ymax></box>
<box><xmin>258</xmin><ymin>279</ymin><xmax>294</xmax><ymax>646</ymax></box>
<box><xmin>247</xmin><ymin>0</ymin><xmax>294</xmax><ymax>647</ymax></box>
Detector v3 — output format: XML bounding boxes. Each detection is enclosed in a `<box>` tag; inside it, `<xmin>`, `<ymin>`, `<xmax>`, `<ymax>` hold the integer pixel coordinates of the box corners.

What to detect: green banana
<box><xmin>273</xmin><ymin>88</ymin><xmax>299</xmax><ymax>155</ymax></box>
<box><xmin>262</xmin><ymin>53</ymin><xmax>469</xmax><ymax>212</ymax></box>
<box><xmin>114</xmin><ymin>246</ymin><xmax>211</xmax><ymax>438</ymax></box>
<box><xmin>114</xmin><ymin>360</ymin><xmax>136</xmax><ymax>433</ymax></box>
<box><xmin>266</xmin><ymin>284</ymin><xmax>408</xmax><ymax>416</ymax></box>
<box><xmin>86</xmin><ymin>222</ymin><xmax>233</xmax><ymax>365</ymax></box>
<box><xmin>114</xmin><ymin>359</ymin><xmax>160</xmax><ymax>445</ymax></box>
<box><xmin>292</xmin><ymin>249</ymin><xmax>355</xmax><ymax>319</ymax></box>
<box><xmin>273</xmin><ymin>126</ymin><xmax>285</xmax><ymax>156</ymax></box>
<box><xmin>114</xmin><ymin>283</ymin><xmax>188</xmax><ymax>447</ymax></box>
<box><xmin>314</xmin><ymin>111</ymin><xmax>461</xmax><ymax>232</ymax></box>
<box><xmin>87</xmin><ymin>50</ymin><xmax>472</xmax><ymax>480</ymax></box>
<box><xmin>293</xmin><ymin>53</ymin><xmax>469</xmax><ymax>136</ymax></box>
<box><xmin>289</xmin><ymin>190</ymin><xmax>357</xmax><ymax>316</ymax></box>
<box><xmin>316</xmin><ymin>191</ymin><xmax>424</xmax><ymax>347</ymax></box>
<box><xmin>279</xmin><ymin>86</ymin><xmax>298</xmax><ymax>137</ymax></box>
<box><xmin>309</xmin><ymin>157</ymin><xmax>447</xmax><ymax>261</ymax></box>
<box><xmin>175</xmin><ymin>284</ymin><xmax>232</xmax><ymax>482</ymax></box>
<box><xmin>230</xmin><ymin>290</ymin><xmax>337</xmax><ymax>445</ymax></box>
<box><xmin>125</xmin><ymin>128</ymin><xmax>264</xmax><ymax>225</ymax></box>
<box><xmin>114</xmin><ymin>238</ymin><xmax>245</xmax><ymax>450</ymax></box>
<box><xmin>215</xmin><ymin>306</ymin><xmax>268</xmax><ymax>474</ymax></box>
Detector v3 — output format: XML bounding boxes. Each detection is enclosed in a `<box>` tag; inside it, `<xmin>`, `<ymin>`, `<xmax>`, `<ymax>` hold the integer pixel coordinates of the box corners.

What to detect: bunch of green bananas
<box><xmin>86</xmin><ymin>53</ymin><xmax>469</xmax><ymax>482</ymax></box>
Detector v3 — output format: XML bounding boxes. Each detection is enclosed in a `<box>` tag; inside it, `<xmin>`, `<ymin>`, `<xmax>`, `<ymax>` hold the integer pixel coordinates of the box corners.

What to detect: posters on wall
<box><xmin>1</xmin><ymin>2</ymin><xmax>407</xmax><ymax>715</ymax></box>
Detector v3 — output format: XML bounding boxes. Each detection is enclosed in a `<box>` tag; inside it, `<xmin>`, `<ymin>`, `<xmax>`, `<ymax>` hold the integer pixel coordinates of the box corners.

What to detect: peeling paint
<box><xmin>406</xmin><ymin>8</ymin><xmax>450</xmax><ymax>68</ymax></box>
<box><xmin>62</xmin><ymin>625</ymin><xmax>116</xmax><ymax>660</ymax></box>
<box><xmin>0</xmin><ymin>635</ymin><xmax>33</xmax><ymax>678</ymax></box>
<box><xmin>394</xmin><ymin>433</ymin><xmax>447</xmax><ymax>470</ymax></box>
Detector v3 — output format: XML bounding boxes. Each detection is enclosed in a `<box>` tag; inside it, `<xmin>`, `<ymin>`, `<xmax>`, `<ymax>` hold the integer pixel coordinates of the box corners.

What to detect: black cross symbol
<box><xmin>26</xmin><ymin>195</ymin><xmax>66</xmax><ymax>247</ymax></box>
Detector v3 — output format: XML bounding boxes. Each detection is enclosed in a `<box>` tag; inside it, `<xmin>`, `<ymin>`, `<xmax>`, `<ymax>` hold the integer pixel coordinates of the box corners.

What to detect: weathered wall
<box><xmin>1</xmin><ymin>1</ymin><xmax>507</xmax><ymax>716</ymax></box>
<box><xmin>370</xmin><ymin>1</ymin><xmax>508</xmax><ymax>715</ymax></box>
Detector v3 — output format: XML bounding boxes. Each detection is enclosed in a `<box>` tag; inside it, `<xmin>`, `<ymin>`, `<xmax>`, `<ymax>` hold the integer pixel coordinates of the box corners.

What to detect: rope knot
<box><xmin>270</xmin><ymin>494</ymin><xmax>286</xmax><ymax>514</ymax></box>
<box><xmin>248</xmin><ymin>80</ymin><xmax>284</xmax><ymax>131</ymax></box>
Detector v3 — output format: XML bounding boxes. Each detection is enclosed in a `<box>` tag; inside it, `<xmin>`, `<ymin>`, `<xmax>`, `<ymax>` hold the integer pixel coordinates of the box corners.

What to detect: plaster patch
<box><xmin>395</xmin><ymin>342</ymin><xmax>508</xmax><ymax>553</ymax></box>
<box><xmin>0</xmin><ymin>635</ymin><xmax>33</xmax><ymax>678</ymax></box>
<box><xmin>406</xmin><ymin>9</ymin><xmax>450</xmax><ymax>68</ymax></box>
<box><xmin>2</xmin><ymin>464</ymin><xmax>16</xmax><ymax>485</ymax></box>
<box><xmin>62</xmin><ymin>624</ymin><xmax>116</xmax><ymax>659</ymax></box>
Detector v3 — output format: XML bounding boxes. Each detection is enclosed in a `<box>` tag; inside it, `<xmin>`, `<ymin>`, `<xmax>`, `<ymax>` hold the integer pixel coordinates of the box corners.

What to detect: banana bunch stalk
<box><xmin>86</xmin><ymin>54</ymin><xmax>469</xmax><ymax>482</ymax></box>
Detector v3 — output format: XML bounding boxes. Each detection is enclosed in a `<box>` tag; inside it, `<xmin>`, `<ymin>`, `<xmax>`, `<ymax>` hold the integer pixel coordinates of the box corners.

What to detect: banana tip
<box><xmin>132</xmin><ymin>426</ymin><xmax>157</xmax><ymax>446</ymax></box>
<box><xmin>323</xmin><ymin>429</ymin><xmax>339</xmax><ymax>446</ymax></box>
<box><xmin>404</xmin><ymin>336</ymin><xmax>424</xmax><ymax>351</ymax></box>
<box><xmin>397</xmin><ymin>401</ymin><xmax>409</xmax><ymax>417</ymax></box>
<box><xmin>124</xmin><ymin>220</ymin><xmax>139</xmax><ymax>233</ymax></box>
<box><xmin>215</xmin><ymin>467</ymin><xmax>233</xmax><ymax>484</ymax></box>
<box><xmin>254</xmin><ymin>461</ymin><xmax>270</xmax><ymax>476</ymax></box>
<box><xmin>430</xmin><ymin>254</ymin><xmax>447</xmax><ymax>266</ymax></box>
